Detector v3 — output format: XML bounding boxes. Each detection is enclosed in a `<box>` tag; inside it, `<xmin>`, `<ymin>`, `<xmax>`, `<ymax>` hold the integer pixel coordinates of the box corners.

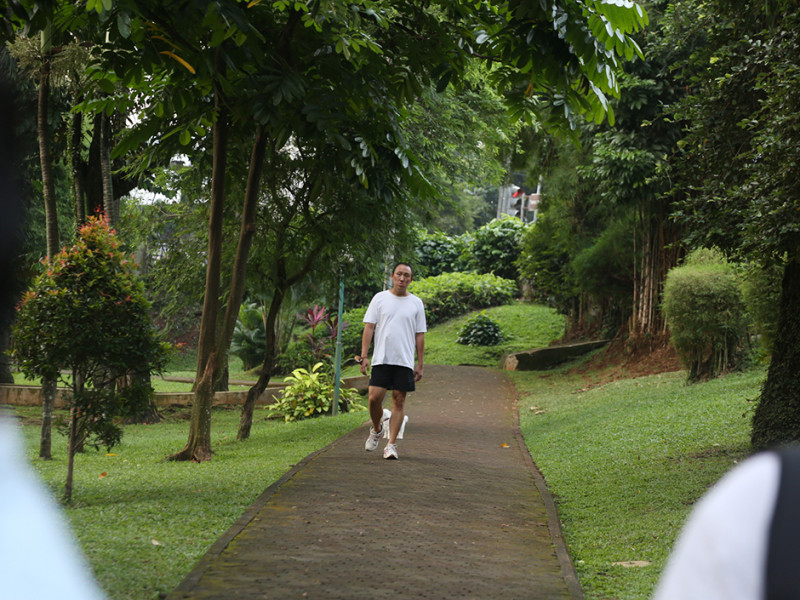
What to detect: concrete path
<box><xmin>165</xmin><ymin>364</ymin><xmax>582</xmax><ymax>600</ymax></box>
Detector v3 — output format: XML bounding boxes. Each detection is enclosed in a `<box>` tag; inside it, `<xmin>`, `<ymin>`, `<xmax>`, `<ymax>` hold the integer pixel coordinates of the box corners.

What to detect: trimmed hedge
<box><xmin>409</xmin><ymin>272</ymin><xmax>516</xmax><ymax>326</ymax></box>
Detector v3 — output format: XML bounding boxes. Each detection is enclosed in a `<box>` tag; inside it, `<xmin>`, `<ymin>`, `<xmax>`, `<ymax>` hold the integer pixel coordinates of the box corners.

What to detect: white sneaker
<box><xmin>383</xmin><ymin>443</ymin><xmax>398</xmax><ymax>460</ymax></box>
<box><xmin>365</xmin><ymin>426</ymin><xmax>384</xmax><ymax>451</ymax></box>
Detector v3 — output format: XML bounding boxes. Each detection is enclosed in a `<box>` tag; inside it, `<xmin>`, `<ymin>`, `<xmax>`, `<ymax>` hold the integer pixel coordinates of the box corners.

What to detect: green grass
<box><xmin>513</xmin><ymin>363</ymin><xmax>762</xmax><ymax>599</ymax></box>
<box><xmin>10</xmin><ymin>405</ymin><xmax>367</xmax><ymax>600</ymax></box>
<box><xmin>424</xmin><ymin>301</ymin><xmax>565</xmax><ymax>366</ymax></box>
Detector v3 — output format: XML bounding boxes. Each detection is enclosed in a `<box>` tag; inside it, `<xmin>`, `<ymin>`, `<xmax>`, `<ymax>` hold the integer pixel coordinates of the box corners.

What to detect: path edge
<box><xmin>504</xmin><ymin>371</ymin><xmax>585</xmax><ymax>600</ymax></box>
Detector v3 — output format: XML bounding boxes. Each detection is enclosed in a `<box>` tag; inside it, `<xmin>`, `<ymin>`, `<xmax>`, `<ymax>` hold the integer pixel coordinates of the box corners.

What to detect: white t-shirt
<box><xmin>363</xmin><ymin>290</ymin><xmax>426</xmax><ymax>370</ymax></box>
<box><xmin>653</xmin><ymin>452</ymin><xmax>781</xmax><ymax>600</ymax></box>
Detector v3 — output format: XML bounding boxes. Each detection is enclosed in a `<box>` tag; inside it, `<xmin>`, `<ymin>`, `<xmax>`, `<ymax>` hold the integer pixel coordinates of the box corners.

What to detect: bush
<box><xmin>409</xmin><ymin>272</ymin><xmax>516</xmax><ymax>326</ymax></box>
<box><xmin>456</xmin><ymin>311</ymin><xmax>505</xmax><ymax>346</ymax></box>
<box><xmin>230</xmin><ymin>302</ymin><xmax>266</xmax><ymax>371</ymax></box>
<box><xmin>12</xmin><ymin>217</ymin><xmax>168</xmax><ymax>500</ymax></box>
<box><xmin>266</xmin><ymin>362</ymin><xmax>363</xmax><ymax>422</ymax></box>
<box><xmin>341</xmin><ymin>306</ymin><xmax>366</xmax><ymax>357</ymax></box>
<box><xmin>272</xmin><ymin>340</ymin><xmax>312</xmax><ymax>375</ymax></box>
<box><xmin>468</xmin><ymin>216</ymin><xmax>528</xmax><ymax>281</ymax></box>
<box><xmin>662</xmin><ymin>249</ymin><xmax>749</xmax><ymax>381</ymax></box>
<box><xmin>415</xmin><ymin>230</ymin><xmax>470</xmax><ymax>277</ymax></box>
<box><xmin>740</xmin><ymin>262</ymin><xmax>782</xmax><ymax>358</ymax></box>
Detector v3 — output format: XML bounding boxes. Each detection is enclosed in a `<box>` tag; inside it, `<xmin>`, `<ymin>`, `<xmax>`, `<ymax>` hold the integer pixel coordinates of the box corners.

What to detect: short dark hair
<box><xmin>392</xmin><ymin>262</ymin><xmax>413</xmax><ymax>276</ymax></box>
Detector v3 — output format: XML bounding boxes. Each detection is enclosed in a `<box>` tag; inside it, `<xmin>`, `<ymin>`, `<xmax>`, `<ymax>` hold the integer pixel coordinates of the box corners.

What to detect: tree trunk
<box><xmin>39</xmin><ymin>56</ymin><xmax>59</xmax><ymax>259</ymax></box>
<box><xmin>238</xmin><ymin>286</ymin><xmax>285</xmax><ymax>440</ymax></box>
<box><xmin>38</xmin><ymin>51</ymin><xmax>60</xmax><ymax>459</ymax></box>
<box><xmin>69</xmin><ymin>108</ymin><xmax>86</xmax><ymax>225</ymax></box>
<box><xmin>752</xmin><ymin>256</ymin><xmax>800</xmax><ymax>450</ymax></box>
<box><xmin>629</xmin><ymin>208</ymin><xmax>681</xmax><ymax>348</ymax></box>
<box><xmin>39</xmin><ymin>377</ymin><xmax>56</xmax><ymax>459</ymax></box>
<box><xmin>237</xmin><ymin>238</ymin><xmax>325</xmax><ymax>440</ymax></box>
<box><xmin>99</xmin><ymin>113</ymin><xmax>115</xmax><ymax>226</ymax></box>
<box><xmin>172</xmin><ymin>54</ymin><xmax>228</xmax><ymax>462</ymax></box>
<box><xmin>64</xmin><ymin>405</ymin><xmax>78</xmax><ymax>502</ymax></box>
<box><xmin>123</xmin><ymin>371</ymin><xmax>161</xmax><ymax>424</ymax></box>
<box><xmin>170</xmin><ymin>355</ymin><xmax>215</xmax><ymax>462</ymax></box>
<box><xmin>214</xmin><ymin>125</ymin><xmax>268</xmax><ymax>392</ymax></box>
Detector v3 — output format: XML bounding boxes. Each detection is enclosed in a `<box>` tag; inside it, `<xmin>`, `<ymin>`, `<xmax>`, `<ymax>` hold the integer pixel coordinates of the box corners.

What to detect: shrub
<box><xmin>662</xmin><ymin>249</ymin><xmax>749</xmax><ymax>381</ymax></box>
<box><xmin>341</xmin><ymin>306</ymin><xmax>366</xmax><ymax>357</ymax></box>
<box><xmin>468</xmin><ymin>216</ymin><xmax>528</xmax><ymax>281</ymax></box>
<box><xmin>272</xmin><ymin>340</ymin><xmax>311</xmax><ymax>375</ymax></box>
<box><xmin>266</xmin><ymin>362</ymin><xmax>363</xmax><ymax>422</ymax></box>
<box><xmin>740</xmin><ymin>262</ymin><xmax>782</xmax><ymax>358</ymax></box>
<box><xmin>230</xmin><ymin>302</ymin><xmax>266</xmax><ymax>371</ymax></box>
<box><xmin>410</xmin><ymin>272</ymin><xmax>516</xmax><ymax>326</ymax></box>
<box><xmin>456</xmin><ymin>311</ymin><xmax>505</xmax><ymax>346</ymax></box>
<box><xmin>12</xmin><ymin>217</ymin><xmax>168</xmax><ymax>500</ymax></box>
<box><xmin>415</xmin><ymin>230</ymin><xmax>470</xmax><ymax>277</ymax></box>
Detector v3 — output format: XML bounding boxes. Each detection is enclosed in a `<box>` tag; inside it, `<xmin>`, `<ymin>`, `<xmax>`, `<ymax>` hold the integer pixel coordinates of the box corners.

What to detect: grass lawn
<box><xmin>9</xmin><ymin>405</ymin><xmax>368</xmax><ymax>600</ymax></box>
<box><xmin>4</xmin><ymin>301</ymin><xmax>766</xmax><ymax>599</ymax></box>
<box><xmin>513</xmin><ymin>362</ymin><xmax>762</xmax><ymax>599</ymax></box>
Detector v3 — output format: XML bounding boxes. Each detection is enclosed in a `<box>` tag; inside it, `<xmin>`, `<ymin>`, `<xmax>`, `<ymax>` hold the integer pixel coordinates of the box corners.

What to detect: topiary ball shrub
<box><xmin>662</xmin><ymin>249</ymin><xmax>749</xmax><ymax>381</ymax></box>
<box><xmin>456</xmin><ymin>311</ymin><xmax>505</xmax><ymax>346</ymax></box>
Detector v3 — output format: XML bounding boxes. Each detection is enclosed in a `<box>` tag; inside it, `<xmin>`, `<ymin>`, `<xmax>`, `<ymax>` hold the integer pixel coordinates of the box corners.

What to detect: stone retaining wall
<box><xmin>500</xmin><ymin>340</ymin><xmax>609</xmax><ymax>371</ymax></box>
<box><xmin>0</xmin><ymin>376</ymin><xmax>369</xmax><ymax>408</ymax></box>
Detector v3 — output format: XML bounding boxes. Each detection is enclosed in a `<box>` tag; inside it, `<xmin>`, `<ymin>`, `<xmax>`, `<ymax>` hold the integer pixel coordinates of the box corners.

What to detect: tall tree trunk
<box><xmin>69</xmin><ymin>108</ymin><xmax>86</xmax><ymax>225</ymax></box>
<box><xmin>39</xmin><ymin>377</ymin><xmax>56</xmax><ymax>459</ymax></box>
<box><xmin>237</xmin><ymin>286</ymin><xmax>285</xmax><ymax>440</ymax></box>
<box><xmin>64</xmin><ymin>405</ymin><xmax>79</xmax><ymax>502</ymax></box>
<box><xmin>752</xmin><ymin>256</ymin><xmax>800</xmax><ymax>450</ymax></box>
<box><xmin>39</xmin><ymin>55</ymin><xmax>59</xmax><ymax>259</ymax></box>
<box><xmin>38</xmin><ymin>48</ymin><xmax>61</xmax><ymax>460</ymax></box>
<box><xmin>170</xmin><ymin>56</ymin><xmax>228</xmax><ymax>462</ymax></box>
<box><xmin>214</xmin><ymin>125</ymin><xmax>268</xmax><ymax>392</ymax></box>
<box><xmin>630</xmin><ymin>209</ymin><xmax>681</xmax><ymax>347</ymax></box>
<box><xmin>99</xmin><ymin>113</ymin><xmax>115</xmax><ymax>226</ymax></box>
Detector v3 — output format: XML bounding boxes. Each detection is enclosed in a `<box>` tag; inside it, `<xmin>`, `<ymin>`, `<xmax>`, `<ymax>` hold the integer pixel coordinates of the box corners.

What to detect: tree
<box><xmin>12</xmin><ymin>218</ymin><xmax>167</xmax><ymax>501</ymax></box>
<box><xmin>30</xmin><ymin>0</ymin><xmax>648</xmax><ymax>459</ymax></box>
<box><xmin>469</xmin><ymin>216</ymin><xmax>528</xmax><ymax>281</ymax></box>
<box><xmin>664</xmin><ymin>1</ymin><xmax>800</xmax><ymax>448</ymax></box>
<box><xmin>516</xmin><ymin>1</ymin><xmax>686</xmax><ymax>343</ymax></box>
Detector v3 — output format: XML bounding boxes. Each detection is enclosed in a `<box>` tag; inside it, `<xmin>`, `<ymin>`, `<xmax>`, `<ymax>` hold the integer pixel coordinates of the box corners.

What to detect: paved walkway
<box><xmin>166</xmin><ymin>365</ymin><xmax>582</xmax><ymax>600</ymax></box>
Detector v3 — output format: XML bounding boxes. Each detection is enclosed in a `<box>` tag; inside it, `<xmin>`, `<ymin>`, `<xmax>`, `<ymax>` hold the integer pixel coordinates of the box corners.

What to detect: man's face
<box><xmin>391</xmin><ymin>264</ymin><xmax>413</xmax><ymax>291</ymax></box>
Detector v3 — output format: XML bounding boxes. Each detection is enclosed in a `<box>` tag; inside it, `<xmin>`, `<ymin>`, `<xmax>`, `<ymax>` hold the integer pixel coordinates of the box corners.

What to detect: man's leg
<box><xmin>368</xmin><ymin>386</ymin><xmax>388</xmax><ymax>432</ymax></box>
<box><xmin>387</xmin><ymin>389</ymin><xmax>407</xmax><ymax>445</ymax></box>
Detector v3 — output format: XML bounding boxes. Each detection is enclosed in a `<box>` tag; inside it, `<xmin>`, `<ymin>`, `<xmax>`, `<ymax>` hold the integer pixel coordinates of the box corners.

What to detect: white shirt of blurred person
<box><xmin>654</xmin><ymin>451</ymin><xmax>786</xmax><ymax>600</ymax></box>
<box><xmin>1</xmin><ymin>414</ymin><xmax>106</xmax><ymax>600</ymax></box>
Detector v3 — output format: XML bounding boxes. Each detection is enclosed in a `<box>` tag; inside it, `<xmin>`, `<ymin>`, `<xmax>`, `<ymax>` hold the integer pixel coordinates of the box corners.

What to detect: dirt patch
<box><xmin>566</xmin><ymin>337</ymin><xmax>683</xmax><ymax>388</ymax></box>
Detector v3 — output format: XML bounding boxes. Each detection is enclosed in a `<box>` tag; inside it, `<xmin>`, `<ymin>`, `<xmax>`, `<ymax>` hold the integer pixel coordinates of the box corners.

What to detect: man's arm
<box><xmin>360</xmin><ymin>322</ymin><xmax>375</xmax><ymax>375</ymax></box>
<box><xmin>414</xmin><ymin>331</ymin><xmax>425</xmax><ymax>381</ymax></box>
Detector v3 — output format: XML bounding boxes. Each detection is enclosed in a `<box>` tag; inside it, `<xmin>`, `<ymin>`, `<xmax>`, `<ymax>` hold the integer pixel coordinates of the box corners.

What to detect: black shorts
<box><xmin>369</xmin><ymin>364</ymin><xmax>416</xmax><ymax>392</ymax></box>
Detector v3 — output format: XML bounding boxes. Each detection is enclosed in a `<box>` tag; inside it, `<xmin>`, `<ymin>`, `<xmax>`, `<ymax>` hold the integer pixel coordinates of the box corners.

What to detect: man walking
<box><xmin>358</xmin><ymin>263</ymin><xmax>426</xmax><ymax>459</ymax></box>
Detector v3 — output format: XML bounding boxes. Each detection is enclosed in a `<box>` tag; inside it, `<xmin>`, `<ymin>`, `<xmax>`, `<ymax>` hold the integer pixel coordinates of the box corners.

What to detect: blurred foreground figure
<box><xmin>654</xmin><ymin>449</ymin><xmax>800</xmax><ymax>600</ymax></box>
<box><xmin>0</xmin><ymin>83</ymin><xmax>106</xmax><ymax>600</ymax></box>
<box><xmin>0</xmin><ymin>416</ymin><xmax>107</xmax><ymax>600</ymax></box>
